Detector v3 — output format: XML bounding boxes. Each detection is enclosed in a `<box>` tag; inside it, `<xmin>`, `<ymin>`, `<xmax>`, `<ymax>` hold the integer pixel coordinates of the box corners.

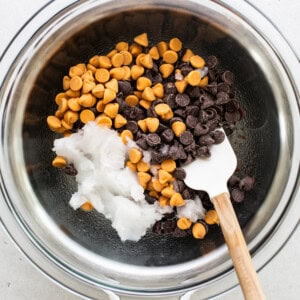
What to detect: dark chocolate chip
<box><xmin>179</xmin><ymin>131</ymin><xmax>194</xmax><ymax>145</ymax></box>
<box><xmin>173</xmin><ymin>180</ymin><xmax>186</xmax><ymax>193</ymax></box>
<box><xmin>115</xmin><ymin>96</ymin><xmax>127</xmax><ymax>112</ymax></box>
<box><xmin>206</xmin><ymin>119</ymin><xmax>219</xmax><ymax>131</ymax></box>
<box><xmin>161</xmin><ymin>129</ymin><xmax>174</xmax><ymax>143</ymax></box>
<box><xmin>146</xmin><ymin>133</ymin><xmax>161</xmax><ymax>146</ymax></box>
<box><xmin>228</xmin><ymin>175</ymin><xmax>240</xmax><ymax>187</ymax></box>
<box><xmin>231</xmin><ymin>188</ymin><xmax>245</xmax><ymax>202</ymax></box>
<box><xmin>224</xmin><ymin>111</ymin><xmax>241</xmax><ymax>123</ymax></box>
<box><xmin>170</xmin><ymin>117</ymin><xmax>183</xmax><ymax>124</ymax></box>
<box><xmin>146</xmin><ymin>107</ymin><xmax>158</xmax><ymax>118</ymax></box>
<box><xmin>118</xmin><ymin>81</ymin><xmax>133</xmax><ymax>96</ymax></box>
<box><xmin>239</xmin><ymin>176</ymin><xmax>255</xmax><ymax>191</ymax></box>
<box><xmin>182</xmin><ymin>188</ymin><xmax>195</xmax><ymax>200</ymax></box>
<box><xmin>151</xmin><ymin>151</ymin><xmax>164</xmax><ymax>164</ymax></box>
<box><xmin>126</xmin><ymin>121</ymin><xmax>139</xmax><ymax>134</ymax></box>
<box><xmin>143</xmin><ymin>69</ymin><xmax>153</xmax><ymax>81</ymax></box>
<box><xmin>210</xmin><ymin>129</ymin><xmax>225</xmax><ymax>144</ymax></box>
<box><xmin>173</xmin><ymin>168</ymin><xmax>186</xmax><ymax>180</ymax></box>
<box><xmin>152</xmin><ymin>73</ymin><xmax>163</xmax><ymax>85</ymax></box>
<box><xmin>196</xmin><ymin>146</ymin><xmax>210</xmax><ymax>157</ymax></box>
<box><xmin>62</xmin><ymin>164</ymin><xmax>77</xmax><ymax>176</ymax></box>
<box><xmin>222</xmin><ymin>70</ymin><xmax>235</xmax><ymax>85</ymax></box>
<box><xmin>205</xmin><ymin>108</ymin><xmax>217</xmax><ymax>120</ymax></box>
<box><xmin>184</xmin><ymin>142</ymin><xmax>197</xmax><ymax>157</ymax></box>
<box><xmin>145</xmin><ymin>193</ymin><xmax>157</xmax><ymax>204</ymax></box>
<box><xmin>152</xmin><ymin>62</ymin><xmax>159</xmax><ymax>73</ymax></box>
<box><xmin>206</xmin><ymin>55</ymin><xmax>219</xmax><ymax>69</ymax></box>
<box><xmin>164</xmin><ymin>82</ymin><xmax>177</xmax><ymax>94</ymax></box>
<box><xmin>177</xmin><ymin>144</ymin><xmax>187</xmax><ymax>160</ymax></box>
<box><xmin>186</xmin><ymin>86</ymin><xmax>200</xmax><ymax>99</ymax></box>
<box><xmin>186</xmin><ymin>115</ymin><xmax>198</xmax><ymax>129</ymax></box>
<box><xmin>201</xmin><ymin>96</ymin><xmax>215</xmax><ymax>109</ymax></box>
<box><xmin>198</xmin><ymin>134</ymin><xmax>215</xmax><ymax>146</ymax></box>
<box><xmin>180</xmin><ymin>63</ymin><xmax>193</xmax><ymax>76</ymax></box>
<box><xmin>216</xmin><ymin>91</ymin><xmax>230</xmax><ymax>104</ymax></box>
<box><xmin>157</xmin><ymin>123</ymin><xmax>169</xmax><ymax>132</ymax></box>
<box><xmin>175</xmin><ymin>93</ymin><xmax>190</xmax><ymax>107</ymax></box>
<box><xmin>206</xmin><ymin>82</ymin><xmax>218</xmax><ymax>95</ymax></box>
<box><xmin>164</xmin><ymin>93</ymin><xmax>176</xmax><ymax>109</ymax></box>
<box><xmin>185</xmin><ymin>106</ymin><xmax>200</xmax><ymax>117</ymax></box>
<box><xmin>217</xmin><ymin>82</ymin><xmax>231</xmax><ymax>93</ymax></box>
<box><xmin>172</xmin><ymin>227</ymin><xmax>188</xmax><ymax>238</ymax></box>
<box><xmin>194</xmin><ymin>123</ymin><xmax>209</xmax><ymax>136</ymax></box>
<box><xmin>136</xmin><ymin>135</ymin><xmax>149</xmax><ymax>150</ymax></box>
<box><xmin>174</xmin><ymin>108</ymin><xmax>186</xmax><ymax>118</ymax></box>
<box><xmin>198</xmin><ymin>110</ymin><xmax>209</xmax><ymax>123</ymax></box>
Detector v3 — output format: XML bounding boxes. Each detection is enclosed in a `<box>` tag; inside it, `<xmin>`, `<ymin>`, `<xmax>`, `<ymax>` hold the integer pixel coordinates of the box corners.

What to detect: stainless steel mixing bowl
<box><xmin>0</xmin><ymin>0</ymin><xmax>299</xmax><ymax>299</ymax></box>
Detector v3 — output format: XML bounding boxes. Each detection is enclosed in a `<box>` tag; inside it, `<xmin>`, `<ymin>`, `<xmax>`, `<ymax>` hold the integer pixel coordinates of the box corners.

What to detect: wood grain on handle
<box><xmin>212</xmin><ymin>192</ymin><xmax>265</xmax><ymax>300</ymax></box>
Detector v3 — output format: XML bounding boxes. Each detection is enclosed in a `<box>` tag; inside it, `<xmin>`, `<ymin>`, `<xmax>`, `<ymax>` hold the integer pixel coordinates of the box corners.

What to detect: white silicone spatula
<box><xmin>183</xmin><ymin>129</ymin><xmax>265</xmax><ymax>300</ymax></box>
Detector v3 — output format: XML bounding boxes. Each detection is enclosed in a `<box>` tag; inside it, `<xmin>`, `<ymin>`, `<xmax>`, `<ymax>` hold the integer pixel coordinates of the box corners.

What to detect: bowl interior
<box><xmin>22</xmin><ymin>8</ymin><xmax>279</xmax><ymax>267</ymax></box>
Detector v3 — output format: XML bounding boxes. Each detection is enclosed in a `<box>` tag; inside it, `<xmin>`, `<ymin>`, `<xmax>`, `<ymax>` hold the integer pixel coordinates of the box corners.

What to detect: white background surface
<box><xmin>0</xmin><ymin>0</ymin><xmax>299</xmax><ymax>299</ymax></box>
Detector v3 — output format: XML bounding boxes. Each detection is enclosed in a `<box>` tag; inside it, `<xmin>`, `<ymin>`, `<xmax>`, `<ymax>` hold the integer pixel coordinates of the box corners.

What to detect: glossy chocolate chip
<box><xmin>151</xmin><ymin>151</ymin><xmax>164</xmax><ymax>164</ymax></box>
<box><xmin>179</xmin><ymin>131</ymin><xmax>194</xmax><ymax>145</ymax></box>
<box><xmin>136</xmin><ymin>135</ymin><xmax>148</xmax><ymax>150</ymax></box>
<box><xmin>126</xmin><ymin>121</ymin><xmax>139</xmax><ymax>134</ymax></box>
<box><xmin>146</xmin><ymin>133</ymin><xmax>161</xmax><ymax>146</ymax></box>
<box><xmin>175</xmin><ymin>93</ymin><xmax>190</xmax><ymax>107</ymax></box>
<box><xmin>222</xmin><ymin>70</ymin><xmax>235</xmax><ymax>85</ymax></box>
<box><xmin>161</xmin><ymin>129</ymin><xmax>174</xmax><ymax>143</ymax></box>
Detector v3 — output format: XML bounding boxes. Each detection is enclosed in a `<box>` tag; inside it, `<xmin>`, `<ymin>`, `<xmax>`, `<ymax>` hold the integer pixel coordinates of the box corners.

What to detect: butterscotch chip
<box><xmin>65</xmin><ymin>89</ymin><xmax>80</xmax><ymax>98</ymax></box>
<box><xmin>152</xmin><ymin>83</ymin><xmax>164</xmax><ymax>98</ymax></box>
<box><xmin>64</xmin><ymin>110</ymin><xmax>78</xmax><ymax>124</ymax></box>
<box><xmin>177</xmin><ymin>217</ymin><xmax>192</xmax><ymax>230</ymax></box>
<box><xmin>96</xmin><ymin>100</ymin><xmax>105</xmax><ymax>112</ymax></box>
<box><xmin>158</xmin><ymin>169</ymin><xmax>173</xmax><ymax>184</ymax></box>
<box><xmin>161</xmin><ymin>159</ymin><xmax>176</xmax><ymax>172</ymax></box>
<box><xmin>149</xmin><ymin>191</ymin><xmax>160</xmax><ymax>199</ymax></box>
<box><xmin>169</xmin><ymin>37</ymin><xmax>182</xmax><ymax>52</ymax></box>
<box><xmin>111</xmin><ymin>52</ymin><xmax>124</xmax><ymax>67</ymax></box>
<box><xmin>115</xmin><ymin>41</ymin><xmax>129</xmax><ymax>52</ymax></box>
<box><xmin>161</xmin><ymin>185</ymin><xmax>175</xmax><ymax>198</ymax></box>
<box><xmin>98</xmin><ymin>56</ymin><xmax>112</xmax><ymax>69</ymax></box>
<box><xmin>120</xmin><ymin>50</ymin><xmax>133</xmax><ymax>65</ymax></box>
<box><xmin>63</xmin><ymin>76</ymin><xmax>70</xmax><ymax>91</ymax></box>
<box><xmin>205</xmin><ymin>210</ymin><xmax>219</xmax><ymax>225</ymax></box>
<box><xmin>161</xmin><ymin>110</ymin><xmax>173</xmax><ymax>121</ymax></box>
<box><xmin>109</xmin><ymin>67</ymin><xmax>125</xmax><ymax>80</ymax></box>
<box><xmin>129</xmin><ymin>148</ymin><xmax>143</xmax><ymax>163</ymax></box>
<box><xmin>148</xmin><ymin>46</ymin><xmax>160</xmax><ymax>60</ymax></box>
<box><xmin>61</xmin><ymin>119</ymin><xmax>73</xmax><ymax>130</ymax></box>
<box><xmin>163</xmin><ymin>50</ymin><xmax>178</xmax><ymax>64</ymax></box>
<box><xmin>142</xmin><ymin>87</ymin><xmax>155</xmax><ymax>101</ymax></box>
<box><xmin>95</xmin><ymin>68</ymin><xmax>110</xmax><ymax>83</ymax></box>
<box><xmin>87</xmin><ymin>64</ymin><xmax>97</xmax><ymax>74</ymax></box>
<box><xmin>92</xmin><ymin>84</ymin><xmax>105</xmax><ymax>98</ymax></box>
<box><xmin>69</xmin><ymin>65</ymin><xmax>84</xmax><ymax>77</ymax></box>
<box><xmin>134</xmin><ymin>32</ymin><xmax>149</xmax><ymax>47</ymax></box>
<box><xmin>122</xmin><ymin>66</ymin><xmax>131</xmax><ymax>80</ymax></box>
<box><xmin>114</xmin><ymin>114</ymin><xmax>127</xmax><ymax>128</ymax></box>
<box><xmin>137</xmin><ymin>119</ymin><xmax>148</xmax><ymax>132</ymax></box>
<box><xmin>157</xmin><ymin>41</ymin><xmax>169</xmax><ymax>57</ymax></box>
<box><xmin>192</xmin><ymin>223</ymin><xmax>207</xmax><ymax>239</ymax></box>
<box><xmin>139</xmin><ymin>100</ymin><xmax>151</xmax><ymax>109</ymax></box>
<box><xmin>63</xmin><ymin>131</ymin><xmax>72</xmax><ymax>137</ymax></box>
<box><xmin>159</xmin><ymin>64</ymin><xmax>174</xmax><ymax>78</ymax></box>
<box><xmin>171</xmin><ymin>121</ymin><xmax>186</xmax><ymax>136</ymax></box>
<box><xmin>186</xmin><ymin>70</ymin><xmax>201</xmax><ymax>86</ymax></box>
<box><xmin>78</xmin><ymin>93</ymin><xmax>96</xmax><ymax>107</ymax></box>
<box><xmin>154</xmin><ymin>103</ymin><xmax>171</xmax><ymax>116</ymax></box>
<box><xmin>81</xmin><ymin>70</ymin><xmax>94</xmax><ymax>82</ymax></box>
<box><xmin>82</xmin><ymin>79</ymin><xmax>95</xmax><ymax>94</ymax></box>
<box><xmin>137</xmin><ymin>160</ymin><xmax>150</xmax><ymax>172</ymax></box>
<box><xmin>104</xmin><ymin>103</ymin><xmax>119</xmax><ymax>119</ymax></box>
<box><xmin>147</xmin><ymin>181</ymin><xmax>155</xmax><ymax>191</ymax></box>
<box><xmin>175</xmin><ymin>80</ymin><xmax>188</xmax><ymax>94</ymax></box>
<box><xmin>182</xmin><ymin>48</ymin><xmax>194</xmax><ymax>62</ymax></box>
<box><xmin>152</xmin><ymin>180</ymin><xmax>166</xmax><ymax>192</ymax></box>
<box><xmin>47</xmin><ymin>116</ymin><xmax>61</xmax><ymax>130</ymax></box>
<box><xmin>131</xmin><ymin>65</ymin><xmax>144</xmax><ymax>80</ymax></box>
<box><xmin>105</xmin><ymin>78</ymin><xmax>118</xmax><ymax>93</ymax></box>
<box><xmin>120</xmin><ymin>129</ymin><xmax>133</xmax><ymax>144</ymax></box>
<box><xmin>107</xmin><ymin>49</ymin><xmax>118</xmax><ymax>58</ymax></box>
<box><xmin>81</xmin><ymin>201</ymin><xmax>94</xmax><ymax>212</ymax></box>
<box><xmin>190</xmin><ymin>55</ymin><xmax>205</xmax><ymax>68</ymax></box>
<box><xmin>137</xmin><ymin>172</ymin><xmax>152</xmax><ymax>189</ymax></box>
<box><xmin>125</xmin><ymin>95</ymin><xmax>139</xmax><ymax>106</ymax></box>
<box><xmin>126</xmin><ymin>161</ymin><xmax>137</xmax><ymax>172</ymax></box>
<box><xmin>80</xmin><ymin>109</ymin><xmax>95</xmax><ymax>124</ymax></box>
<box><xmin>56</xmin><ymin>97</ymin><xmax>68</xmax><ymax>115</ymax></box>
<box><xmin>89</xmin><ymin>55</ymin><xmax>100</xmax><ymax>67</ymax></box>
<box><xmin>55</xmin><ymin>92</ymin><xmax>67</xmax><ymax>104</ymax></box>
<box><xmin>140</xmin><ymin>54</ymin><xmax>153</xmax><ymax>69</ymax></box>
<box><xmin>96</xmin><ymin>115</ymin><xmax>112</xmax><ymax>128</ymax></box>
<box><xmin>145</xmin><ymin>117</ymin><xmax>159</xmax><ymax>133</ymax></box>
<box><xmin>134</xmin><ymin>91</ymin><xmax>142</xmax><ymax>98</ymax></box>
<box><xmin>159</xmin><ymin>196</ymin><xmax>169</xmax><ymax>207</ymax></box>
<box><xmin>103</xmin><ymin>88</ymin><xmax>116</xmax><ymax>104</ymax></box>
<box><xmin>199</xmin><ymin>75</ymin><xmax>209</xmax><ymax>88</ymax></box>
<box><xmin>136</xmin><ymin>77</ymin><xmax>152</xmax><ymax>91</ymax></box>
<box><xmin>52</xmin><ymin>156</ymin><xmax>67</xmax><ymax>168</ymax></box>
<box><xmin>129</xmin><ymin>43</ymin><xmax>142</xmax><ymax>56</ymax></box>
<box><xmin>170</xmin><ymin>193</ymin><xmax>185</xmax><ymax>206</ymax></box>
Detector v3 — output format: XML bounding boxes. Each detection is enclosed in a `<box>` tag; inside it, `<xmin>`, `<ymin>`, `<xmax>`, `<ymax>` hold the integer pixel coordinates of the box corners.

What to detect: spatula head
<box><xmin>183</xmin><ymin>129</ymin><xmax>237</xmax><ymax>197</ymax></box>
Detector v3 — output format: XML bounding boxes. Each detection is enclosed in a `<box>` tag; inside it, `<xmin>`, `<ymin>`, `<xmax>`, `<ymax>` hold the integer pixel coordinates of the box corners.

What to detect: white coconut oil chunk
<box><xmin>53</xmin><ymin>122</ymin><xmax>163</xmax><ymax>242</ymax></box>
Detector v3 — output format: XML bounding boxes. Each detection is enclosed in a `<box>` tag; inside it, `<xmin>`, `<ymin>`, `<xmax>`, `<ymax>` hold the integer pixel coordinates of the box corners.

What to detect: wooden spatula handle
<box><xmin>212</xmin><ymin>192</ymin><xmax>265</xmax><ymax>300</ymax></box>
